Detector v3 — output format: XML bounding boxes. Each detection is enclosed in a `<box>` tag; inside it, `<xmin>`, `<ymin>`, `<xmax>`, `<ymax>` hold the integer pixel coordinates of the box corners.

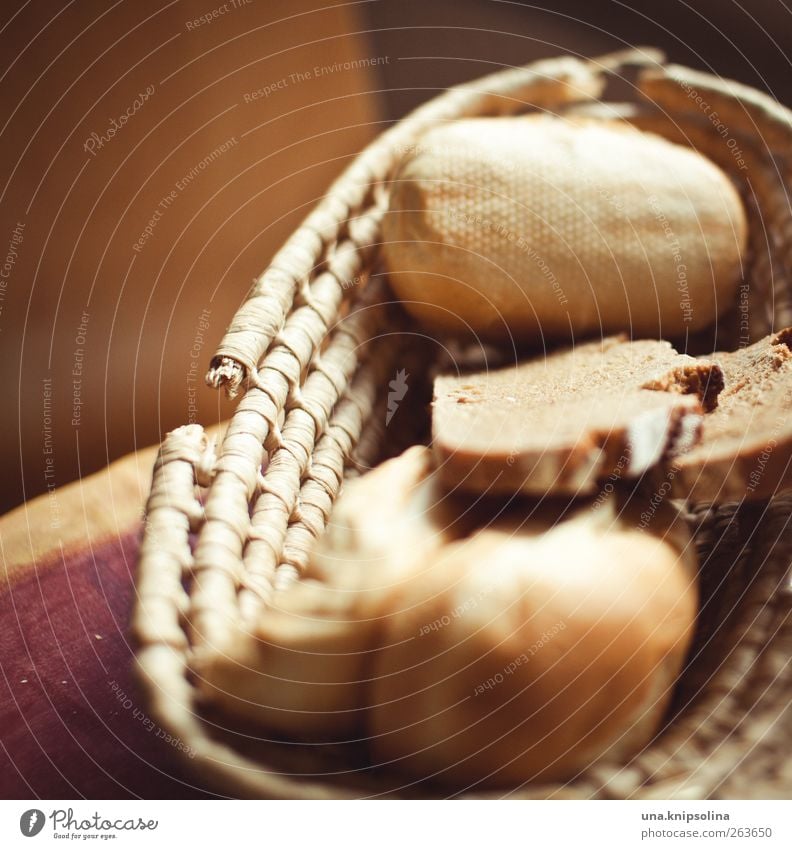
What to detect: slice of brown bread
<box><xmin>668</xmin><ymin>328</ymin><xmax>792</xmax><ymax>501</ymax></box>
<box><xmin>433</xmin><ymin>336</ymin><xmax>723</xmax><ymax>496</ymax></box>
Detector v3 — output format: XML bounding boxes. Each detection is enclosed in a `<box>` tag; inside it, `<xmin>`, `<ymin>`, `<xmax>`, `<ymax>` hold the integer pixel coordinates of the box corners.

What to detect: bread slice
<box><xmin>432</xmin><ymin>336</ymin><xmax>723</xmax><ymax>496</ymax></box>
<box><xmin>667</xmin><ymin>328</ymin><xmax>792</xmax><ymax>501</ymax></box>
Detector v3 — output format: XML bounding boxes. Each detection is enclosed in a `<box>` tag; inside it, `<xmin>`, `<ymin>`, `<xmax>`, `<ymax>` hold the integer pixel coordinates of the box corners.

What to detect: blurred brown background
<box><xmin>2</xmin><ymin>0</ymin><xmax>791</xmax><ymax>512</ymax></box>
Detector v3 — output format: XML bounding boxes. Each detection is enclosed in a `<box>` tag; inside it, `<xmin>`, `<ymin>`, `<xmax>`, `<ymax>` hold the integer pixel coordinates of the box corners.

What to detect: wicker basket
<box><xmin>134</xmin><ymin>49</ymin><xmax>792</xmax><ymax>799</ymax></box>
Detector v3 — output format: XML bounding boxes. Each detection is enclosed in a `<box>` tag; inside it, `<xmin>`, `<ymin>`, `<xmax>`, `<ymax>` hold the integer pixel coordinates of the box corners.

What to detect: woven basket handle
<box><xmin>133</xmin><ymin>425</ymin><xmax>216</xmax><ymax>651</ymax></box>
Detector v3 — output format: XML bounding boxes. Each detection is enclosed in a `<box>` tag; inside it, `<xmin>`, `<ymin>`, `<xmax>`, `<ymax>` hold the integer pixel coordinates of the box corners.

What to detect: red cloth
<box><xmin>0</xmin><ymin>529</ymin><xmax>213</xmax><ymax>799</ymax></box>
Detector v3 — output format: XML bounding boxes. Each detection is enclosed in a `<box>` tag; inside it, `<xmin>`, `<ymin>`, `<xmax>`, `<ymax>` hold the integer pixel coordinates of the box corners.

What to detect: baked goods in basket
<box><xmin>135</xmin><ymin>51</ymin><xmax>792</xmax><ymax>799</ymax></box>
<box><xmin>432</xmin><ymin>335</ymin><xmax>723</xmax><ymax>497</ymax></box>
<box><xmin>194</xmin><ymin>325</ymin><xmax>792</xmax><ymax>785</ymax></box>
<box><xmin>433</xmin><ymin>328</ymin><xmax>792</xmax><ymax>503</ymax></box>
<box><xmin>382</xmin><ymin>115</ymin><xmax>747</xmax><ymax>343</ymax></box>
<box><xmin>196</xmin><ymin>446</ymin><xmax>697</xmax><ymax>786</ymax></box>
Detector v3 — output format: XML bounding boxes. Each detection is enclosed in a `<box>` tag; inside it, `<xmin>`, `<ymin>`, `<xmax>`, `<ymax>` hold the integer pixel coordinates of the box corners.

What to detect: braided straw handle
<box><xmin>135</xmin><ymin>48</ymin><xmax>792</xmax><ymax>799</ymax></box>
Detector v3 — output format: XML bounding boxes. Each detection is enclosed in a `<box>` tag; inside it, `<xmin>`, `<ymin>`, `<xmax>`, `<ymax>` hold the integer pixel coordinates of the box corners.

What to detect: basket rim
<box><xmin>134</xmin><ymin>48</ymin><xmax>792</xmax><ymax>799</ymax></box>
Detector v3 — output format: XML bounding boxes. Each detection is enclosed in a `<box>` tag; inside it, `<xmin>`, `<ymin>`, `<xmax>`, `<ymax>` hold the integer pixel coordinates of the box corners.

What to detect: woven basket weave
<box><xmin>134</xmin><ymin>49</ymin><xmax>792</xmax><ymax>799</ymax></box>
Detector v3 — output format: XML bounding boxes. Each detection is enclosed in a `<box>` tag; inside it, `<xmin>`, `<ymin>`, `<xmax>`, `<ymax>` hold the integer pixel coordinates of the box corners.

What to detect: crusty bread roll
<box><xmin>382</xmin><ymin>115</ymin><xmax>747</xmax><ymax>343</ymax></box>
<box><xmin>367</xmin><ymin>490</ymin><xmax>698</xmax><ymax>786</ymax></box>
<box><xmin>197</xmin><ymin>447</ymin><xmax>697</xmax><ymax>787</ymax></box>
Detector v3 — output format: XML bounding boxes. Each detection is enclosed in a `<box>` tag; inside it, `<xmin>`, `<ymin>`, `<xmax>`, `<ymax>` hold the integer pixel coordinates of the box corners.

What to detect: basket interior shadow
<box><xmin>135</xmin><ymin>49</ymin><xmax>792</xmax><ymax>799</ymax></box>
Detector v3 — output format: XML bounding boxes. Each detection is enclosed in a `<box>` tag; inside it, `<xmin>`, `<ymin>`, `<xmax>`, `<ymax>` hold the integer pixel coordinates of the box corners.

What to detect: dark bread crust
<box><xmin>432</xmin><ymin>336</ymin><xmax>724</xmax><ymax>497</ymax></box>
<box><xmin>668</xmin><ymin>328</ymin><xmax>792</xmax><ymax>502</ymax></box>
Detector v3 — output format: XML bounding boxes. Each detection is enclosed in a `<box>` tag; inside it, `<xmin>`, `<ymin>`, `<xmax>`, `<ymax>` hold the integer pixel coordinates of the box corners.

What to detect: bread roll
<box><xmin>367</xmin><ymin>491</ymin><xmax>698</xmax><ymax>786</ymax></box>
<box><xmin>382</xmin><ymin>115</ymin><xmax>747</xmax><ymax>343</ymax></box>
<box><xmin>198</xmin><ymin>447</ymin><xmax>697</xmax><ymax>788</ymax></box>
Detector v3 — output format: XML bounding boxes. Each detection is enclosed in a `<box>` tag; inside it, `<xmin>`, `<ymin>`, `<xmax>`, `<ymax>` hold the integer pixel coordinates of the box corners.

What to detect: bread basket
<box><xmin>133</xmin><ymin>48</ymin><xmax>792</xmax><ymax>799</ymax></box>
